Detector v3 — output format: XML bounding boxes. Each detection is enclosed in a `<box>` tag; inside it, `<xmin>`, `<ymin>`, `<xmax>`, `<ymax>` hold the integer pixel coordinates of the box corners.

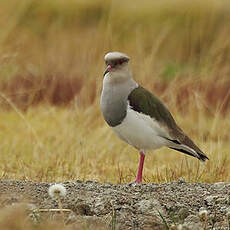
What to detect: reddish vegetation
<box><xmin>152</xmin><ymin>79</ymin><xmax>230</xmax><ymax>116</ymax></box>
<box><xmin>0</xmin><ymin>76</ymin><xmax>229</xmax><ymax>115</ymax></box>
<box><xmin>0</xmin><ymin>75</ymin><xmax>82</xmax><ymax>109</ymax></box>
<box><xmin>205</xmin><ymin>83</ymin><xmax>230</xmax><ymax>114</ymax></box>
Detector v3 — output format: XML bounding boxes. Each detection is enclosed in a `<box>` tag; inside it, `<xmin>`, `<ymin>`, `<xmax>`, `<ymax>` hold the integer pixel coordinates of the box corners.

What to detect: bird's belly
<box><xmin>112</xmin><ymin>107</ymin><xmax>169</xmax><ymax>150</ymax></box>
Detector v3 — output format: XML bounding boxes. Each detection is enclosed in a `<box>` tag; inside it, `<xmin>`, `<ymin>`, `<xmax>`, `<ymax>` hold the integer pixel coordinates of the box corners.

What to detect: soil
<box><xmin>0</xmin><ymin>179</ymin><xmax>229</xmax><ymax>230</ymax></box>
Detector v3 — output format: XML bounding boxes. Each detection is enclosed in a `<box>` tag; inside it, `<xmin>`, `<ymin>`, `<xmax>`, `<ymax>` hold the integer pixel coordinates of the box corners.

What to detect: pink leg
<box><xmin>135</xmin><ymin>151</ymin><xmax>145</xmax><ymax>184</ymax></box>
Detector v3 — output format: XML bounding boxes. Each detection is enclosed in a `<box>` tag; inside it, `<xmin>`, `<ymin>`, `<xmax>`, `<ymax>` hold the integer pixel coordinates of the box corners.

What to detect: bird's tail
<box><xmin>169</xmin><ymin>144</ymin><xmax>209</xmax><ymax>161</ymax></box>
<box><xmin>165</xmin><ymin>135</ymin><xmax>209</xmax><ymax>162</ymax></box>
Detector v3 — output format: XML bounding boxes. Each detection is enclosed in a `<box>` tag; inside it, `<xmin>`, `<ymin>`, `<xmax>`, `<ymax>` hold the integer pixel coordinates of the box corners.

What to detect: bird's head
<box><xmin>103</xmin><ymin>52</ymin><xmax>131</xmax><ymax>80</ymax></box>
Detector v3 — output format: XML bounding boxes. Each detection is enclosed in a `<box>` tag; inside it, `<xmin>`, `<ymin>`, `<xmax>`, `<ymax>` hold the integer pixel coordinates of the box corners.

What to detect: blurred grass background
<box><xmin>0</xmin><ymin>0</ymin><xmax>229</xmax><ymax>183</ymax></box>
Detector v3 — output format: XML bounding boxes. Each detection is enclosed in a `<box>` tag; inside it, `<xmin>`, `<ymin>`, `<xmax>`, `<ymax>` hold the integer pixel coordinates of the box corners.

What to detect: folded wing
<box><xmin>128</xmin><ymin>86</ymin><xmax>208</xmax><ymax>161</ymax></box>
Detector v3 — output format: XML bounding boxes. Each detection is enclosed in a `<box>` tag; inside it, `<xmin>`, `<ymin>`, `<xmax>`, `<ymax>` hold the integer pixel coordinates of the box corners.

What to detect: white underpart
<box><xmin>112</xmin><ymin>105</ymin><xmax>170</xmax><ymax>152</ymax></box>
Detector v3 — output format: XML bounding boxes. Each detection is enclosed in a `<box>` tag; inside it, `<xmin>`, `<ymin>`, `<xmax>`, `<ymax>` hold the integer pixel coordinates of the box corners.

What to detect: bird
<box><xmin>100</xmin><ymin>51</ymin><xmax>208</xmax><ymax>184</ymax></box>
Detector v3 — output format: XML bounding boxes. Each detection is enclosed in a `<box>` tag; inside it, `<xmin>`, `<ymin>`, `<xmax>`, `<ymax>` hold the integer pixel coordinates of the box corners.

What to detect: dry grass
<box><xmin>0</xmin><ymin>0</ymin><xmax>229</xmax><ymax>184</ymax></box>
<box><xmin>0</xmin><ymin>104</ymin><xmax>228</xmax><ymax>183</ymax></box>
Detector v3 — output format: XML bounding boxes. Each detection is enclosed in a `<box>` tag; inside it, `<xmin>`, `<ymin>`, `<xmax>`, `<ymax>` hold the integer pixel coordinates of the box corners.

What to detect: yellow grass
<box><xmin>0</xmin><ymin>0</ymin><xmax>229</xmax><ymax>183</ymax></box>
<box><xmin>0</xmin><ymin>103</ymin><xmax>228</xmax><ymax>183</ymax></box>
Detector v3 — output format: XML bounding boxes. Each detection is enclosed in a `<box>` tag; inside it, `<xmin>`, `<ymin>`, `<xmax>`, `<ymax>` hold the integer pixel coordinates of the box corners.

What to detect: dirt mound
<box><xmin>0</xmin><ymin>179</ymin><xmax>229</xmax><ymax>229</ymax></box>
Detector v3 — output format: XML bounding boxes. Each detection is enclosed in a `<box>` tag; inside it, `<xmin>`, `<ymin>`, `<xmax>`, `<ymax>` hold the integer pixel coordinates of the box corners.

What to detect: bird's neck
<box><xmin>104</xmin><ymin>67</ymin><xmax>134</xmax><ymax>84</ymax></box>
<box><xmin>100</xmin><ymin>73</ymin><xmax>138</xmax><ymax>127</ymax></box>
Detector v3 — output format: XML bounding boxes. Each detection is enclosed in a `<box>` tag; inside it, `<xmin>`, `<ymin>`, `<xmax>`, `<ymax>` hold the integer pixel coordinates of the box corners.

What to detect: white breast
<box><xmin>112</xmin><ymin>106</ymin><xmax>170</xmax><ymax>151</ymax></box>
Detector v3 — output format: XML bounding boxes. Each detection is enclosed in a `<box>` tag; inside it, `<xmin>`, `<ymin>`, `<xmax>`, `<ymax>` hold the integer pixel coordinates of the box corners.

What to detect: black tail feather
<box><xmin>170</xmin><ymin>147</ymin><xmax>209</xmax><ymax>162</ymax></box>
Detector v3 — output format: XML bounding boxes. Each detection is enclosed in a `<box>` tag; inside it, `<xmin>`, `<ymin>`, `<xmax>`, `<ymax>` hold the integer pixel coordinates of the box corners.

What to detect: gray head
<box><xmin>103</xmin><ymin>52</ymin><xmax>130</xmax><ymax>77</ymax></box>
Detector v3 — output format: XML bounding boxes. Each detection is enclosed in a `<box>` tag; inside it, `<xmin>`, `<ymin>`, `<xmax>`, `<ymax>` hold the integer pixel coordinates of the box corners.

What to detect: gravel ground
<box><xmin>0</xmin><ymin>179</ymin><xmax>229</xmax><ymax>230</ymax></box>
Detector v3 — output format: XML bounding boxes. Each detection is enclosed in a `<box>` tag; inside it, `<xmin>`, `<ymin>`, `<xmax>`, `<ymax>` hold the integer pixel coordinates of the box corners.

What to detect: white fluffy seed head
<box><xmin>199</xmin><ymin>209</ymin><xmax>208</xmax><ymax>221</ymax></box>
<box><xmin>48</xmin><ymin>184</ymin><xmax>67</xmax><ymax>199</ymax></box>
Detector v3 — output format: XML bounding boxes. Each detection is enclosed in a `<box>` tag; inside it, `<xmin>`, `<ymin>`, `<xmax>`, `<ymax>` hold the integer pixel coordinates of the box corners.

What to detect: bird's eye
<box><xmin>112</xmin><ymin>59</ymin><xmax>125</xmax><ymax>67</ymax></box>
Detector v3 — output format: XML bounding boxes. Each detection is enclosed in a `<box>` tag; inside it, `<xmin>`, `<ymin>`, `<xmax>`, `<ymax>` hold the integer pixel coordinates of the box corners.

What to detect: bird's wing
<box><xmin>128</xmin><ymin>86</ymin><xmax>178</xmax><ymax>131</ymax></box>
<box><xmin>128</xmin><ymin>86</ymin><xmax>208</xmax><ymax>161</ymax></box>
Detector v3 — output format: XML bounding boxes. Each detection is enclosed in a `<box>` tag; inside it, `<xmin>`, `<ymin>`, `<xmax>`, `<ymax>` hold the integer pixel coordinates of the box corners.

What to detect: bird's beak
<box><xmin>103</xmin><ymin>65</ymin><xmax>112</xmax><ymax>76</ymax></box>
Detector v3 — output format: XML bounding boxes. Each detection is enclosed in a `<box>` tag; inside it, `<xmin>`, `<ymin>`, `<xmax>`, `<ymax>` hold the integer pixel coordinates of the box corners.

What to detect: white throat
<box><xmin>104</xmin><ymin>64</ymin><xmax>133</xmax><ymax>85</ymax></box>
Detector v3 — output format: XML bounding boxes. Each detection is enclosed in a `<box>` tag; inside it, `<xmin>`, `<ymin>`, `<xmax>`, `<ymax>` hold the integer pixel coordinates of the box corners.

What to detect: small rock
<box><xmin>213</xmin><ymin>182</ymin><xmax>227</xmax><ymax>189</ymax></box>
<box><xmin>69</xmin><ymin>202</ymin><xmax>94</xmax><ymax>216</ymax></box>
<box><xmin>183</xmin><ymin>215</ymin><xmax>202</xmax><ymax>230</ymax></box>
<box><xmin>178</xmin><ymin>207</ymin><xmax>190</xmax><ymax>221</ymax></box>
<box><xmin>216</xmin><ymin>196</ymin><xmax>229</xmax><ymax>204</ymax></box>
<box><xmin>136</xmin><ymin>199</ymin><xmax>165</xmax><ymax>217</ymax></box>
<box><xmin>205</xmin><ymin>195</ymin><xmax>216</xmax><ymax>205</ymax></box>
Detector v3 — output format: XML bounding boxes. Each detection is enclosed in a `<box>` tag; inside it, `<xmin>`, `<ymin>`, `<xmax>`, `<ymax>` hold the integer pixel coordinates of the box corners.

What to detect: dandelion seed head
<box><xmin>48</xmin><ymin>184</ymin><xmax>67</xmax><ymax>199</ymax></box>
<box><xmin>199</xmin><ymin>208</ymin><xmax>208</xmax><ymax>221</ymax></box>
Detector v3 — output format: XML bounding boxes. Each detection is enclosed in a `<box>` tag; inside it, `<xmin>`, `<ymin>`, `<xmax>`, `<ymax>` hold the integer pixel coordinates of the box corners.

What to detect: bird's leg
<box><xmin>135</xmin><ymin>151</ymin><xmax>145</xmax><ymax>184</ymax></box>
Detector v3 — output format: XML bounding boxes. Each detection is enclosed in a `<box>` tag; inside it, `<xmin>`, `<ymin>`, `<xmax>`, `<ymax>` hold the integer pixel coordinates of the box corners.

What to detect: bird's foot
<box><xmin>129</xmin><ymin>179</ymin><xmax>142</xmax><ymax>186</ymax></box>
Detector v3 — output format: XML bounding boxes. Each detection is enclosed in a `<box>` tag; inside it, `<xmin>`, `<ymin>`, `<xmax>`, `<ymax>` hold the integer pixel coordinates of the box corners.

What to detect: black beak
<box><xmin>103</xmin><ymin>67</ymin><xmax>109</xmax><ymax>76</ymax></box>
<box><xmin>103</xmin><ymin>65</ymin><xmax>112</xmax><ymax>76</ymax></box>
